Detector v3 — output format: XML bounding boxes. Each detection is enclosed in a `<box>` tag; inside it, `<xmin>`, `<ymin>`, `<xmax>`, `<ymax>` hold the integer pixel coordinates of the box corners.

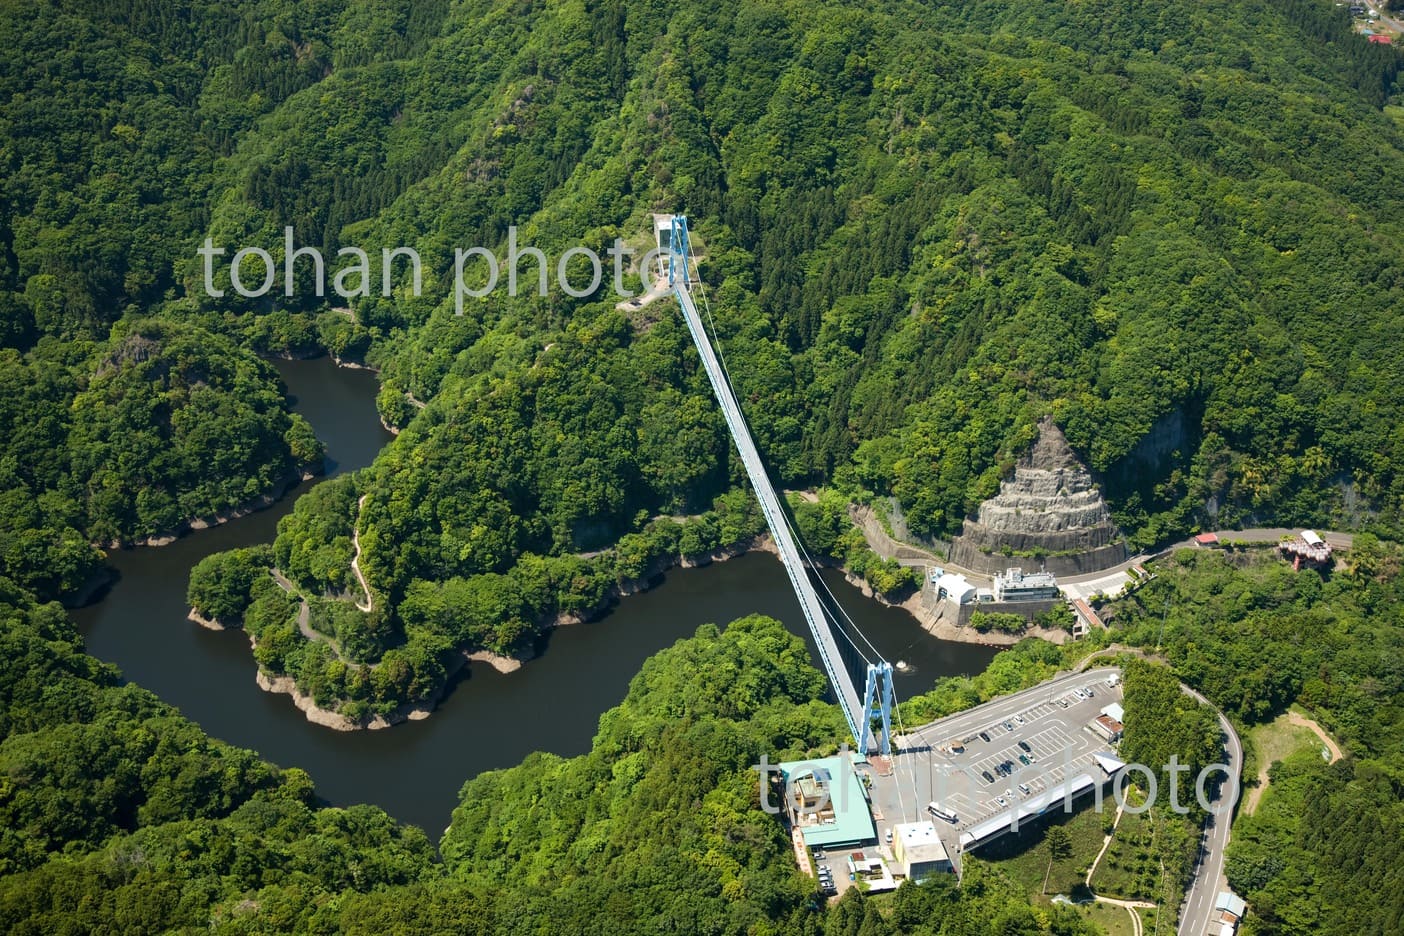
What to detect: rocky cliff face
<box><xmin>948</xmin><ymin>419</ymin><xmax>1127</xmax><ymax>575</ymax></box>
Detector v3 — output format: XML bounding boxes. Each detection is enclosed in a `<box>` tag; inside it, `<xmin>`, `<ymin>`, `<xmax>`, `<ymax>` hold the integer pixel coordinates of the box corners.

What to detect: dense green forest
<box><xmin>1</xmin><ymin>593</ymin><xmax>1107</xmax><ymax>934</ymax></box>
<box><xmin>0</xmin><ymin>319</ymin><xmax>321</xmax><ymax>598</ymax></box>
<box><xmin>1103</xmin><ymin>542</ymin><xmax>1404</xmax><ymax>935</ymax></box>
<box><xmin>4</xmin><ymin>0</ymin><xmax>1404</xmax><ymax>601</ymax></box>
<box><xmin>17</xmin><ymin>537</ymin><xmax>1401</xmax><ymax>933</ymax></box>
<box><xmin>4</xmin><ymin>0</ymin><xmax>1404</xmax><ymax>930</ymax></box>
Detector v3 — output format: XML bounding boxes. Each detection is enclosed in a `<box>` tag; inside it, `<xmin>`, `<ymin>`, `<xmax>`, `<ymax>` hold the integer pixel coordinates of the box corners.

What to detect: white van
<box><xmin>1107</xmin><ymin>673</ymin><xmax>1120</xmax><ymax>688</ymax></box>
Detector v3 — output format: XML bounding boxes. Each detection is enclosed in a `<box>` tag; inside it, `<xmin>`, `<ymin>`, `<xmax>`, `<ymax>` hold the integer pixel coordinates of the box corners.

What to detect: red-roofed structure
<box><xmin>1369</xmin><ymin>34</ymin><xmax>1392</xmax><ymax>44</ymax></box>
<box><xmin>1071</xmin><ymin>599</ymin><xmax>1103</xmax><ymax>636</ymax></box>
<box><xmin>1280</xmin><ymin>531</ymin><xmax>1332</xmax><ymax>570</ymax></box>
<box><xmin>1194</xmin><ymin>532</ymin><xmax>1220</xmax><ymax>547</ymax></box>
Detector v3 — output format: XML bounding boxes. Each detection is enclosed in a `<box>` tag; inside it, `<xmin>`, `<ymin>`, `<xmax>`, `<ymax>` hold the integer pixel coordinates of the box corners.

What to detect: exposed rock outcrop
<box><xmin>949</xmin><ymin>418</ymin><xmax>1127</xmax><ymax>575</ymax></box>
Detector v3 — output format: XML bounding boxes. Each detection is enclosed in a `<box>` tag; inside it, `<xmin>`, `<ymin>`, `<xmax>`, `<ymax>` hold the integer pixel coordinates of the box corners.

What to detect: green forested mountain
<box><xmin>3</xmin><ymin>0</ymin><xmax>1404</xmax><ymax>931</ymax></box>
<box><xmin>5</xmin><ymin>0</ymin><xmax>1404</xmax><ymax>598</ymax></box>
<box><xmin>3</xmin><ymin>0</ymin><xmax>1403</xmax><ymax>600</ymax></box>
<box><xmin>52</xmin><ymin>0</ymin><xmax>1402</xmax><ymax>717</ymax></box>
<box><xmin>1</xmin><ymin>594</ymin><xmax>1105</xmax><ymax>934</ymax></box>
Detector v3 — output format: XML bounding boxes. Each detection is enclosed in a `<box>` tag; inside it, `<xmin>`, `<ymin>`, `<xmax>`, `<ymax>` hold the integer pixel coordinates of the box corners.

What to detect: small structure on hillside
<box><xmin>1070</xmin><ymin>598</ymin><xmax>1103</xmax><ymax>638</ymax></box>
<box><xmin>1279</xmin><ymin>530</ymin><xmax>1332</xmax><ymax>570</ymax></box>
<box><xmin>930</xmin><ymin>569</ymin><xmax>977</xmax><ymax>606</ymax></box>
<box><xmin>1215</xmin><ymin>891</ymin><xmax>1247</xmax><ymax>935</ymax></box>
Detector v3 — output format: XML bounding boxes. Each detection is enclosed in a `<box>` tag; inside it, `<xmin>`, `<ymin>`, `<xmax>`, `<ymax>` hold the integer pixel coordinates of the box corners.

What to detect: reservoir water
<box><xmin>71</xmin><ymin>357</ymin><xmax>999</xmax><ymax>834</ymax></box>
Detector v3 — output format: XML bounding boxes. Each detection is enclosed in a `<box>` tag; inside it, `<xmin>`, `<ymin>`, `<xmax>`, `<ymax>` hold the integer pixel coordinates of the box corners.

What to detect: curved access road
<box><xmin>1073</xmin><ymin>647</ymin><xmax>1244</xmax><ymax>936</ymax></box>
<box><xmin>861</xmin><ymin>522</ymin><xmax>1353</xmax><ymax>587</ymax></box>
<box><xmin>1061</xmin><ymin>527</ymin><xmax>1353</xmax><ymax>587</ymax></box>
<box><xmin>1175</xmin><ymin>684</ymin><xmax>1243</xmax><ymax>936</ymax></box>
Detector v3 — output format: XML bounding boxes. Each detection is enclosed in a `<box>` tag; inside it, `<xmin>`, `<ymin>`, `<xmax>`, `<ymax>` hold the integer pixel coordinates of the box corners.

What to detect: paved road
<box><xmin>1175</xmin><ymin>684</ymin><xmax>1243</xmax><ymax>936</ymax></box>
<box><xmin>1077</xmin><ymin>648</ymin><xmax>1245</xmax><ymax>934</ymax></box>
<box><xmin>868</xmin><ymin>526</ymin><xmax>1356</xmax><ymax>590</ymax></box>
<box><xmin>881</xmin><ymin>651</ymin><xmax>1242</xmax><ymax>933</ymax></box>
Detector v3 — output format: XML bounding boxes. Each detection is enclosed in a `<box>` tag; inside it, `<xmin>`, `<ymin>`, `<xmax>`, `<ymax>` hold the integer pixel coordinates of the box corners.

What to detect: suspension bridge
<box><xmin>665</xmin><ymin>215</ymin><xmax>896</xmax><ymax>756</ymax></box>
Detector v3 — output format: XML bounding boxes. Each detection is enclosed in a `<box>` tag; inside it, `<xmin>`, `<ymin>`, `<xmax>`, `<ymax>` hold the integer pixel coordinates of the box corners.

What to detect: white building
<box><xmin>892</xmin><ymin>821</ymin><xmax>952</xmax><ymax>880</ymax></box>
<box><xmin>930</xmin><ymin>569</ymin><xmax>977</xmax><ymax>606</ymax></box>
<box><xmin>992</xmin><ymin>567</ymin><xmax>1061</xmax><ymax>602</ymax></box>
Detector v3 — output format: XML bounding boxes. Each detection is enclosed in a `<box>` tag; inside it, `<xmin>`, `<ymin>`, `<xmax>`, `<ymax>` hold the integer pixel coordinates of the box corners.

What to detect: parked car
<box><xmin>1018</xmin><ymin>754</ymin><xmax>1030</xmax><ymax>766</ymax></box>
<box><xmin>979</xmin><ymin>730</ymin><xmax>991</xmax><ymax>742</ymax></box>
<box><xmin>995</xmin><ymin>795</ymin><xmax>1008</xmax><ymax>808</ymax></box>
<box><xmin>1002</xmin><ymin>720</ymin><xmax>1014</xmax><ymax>731</ymax></box>
<box><xmin>1018</xmin><ymin>783</ymin><xmax>1031</xmax><ymax>795</ymax></box>
<box><xmin>1018</xmin><ymin>740</ymin><xmax>1031</xmax><ymax>752</ymax></box>
<box><xmin>981</xmin><ymin>769</ymin><xmax>995</xmax><ymax>783</ymax></box>
<box><xmin>1014</xmin><ymin>714</ymin><xmax>1025</xmax><ymax>725</ymax></box>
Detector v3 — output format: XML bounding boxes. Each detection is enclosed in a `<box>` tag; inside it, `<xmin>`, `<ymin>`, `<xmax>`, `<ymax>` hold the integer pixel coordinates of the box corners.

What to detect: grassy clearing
<box><xmin>1242</xmin><ymin>710</ymin><xmax>1328</xmax><ymax>814</ymax></box>
<box><xmin>1252</xmin><ymin>712</ymin><xmax>1322</xmax><ymax>767</ymax></box>
<box><xmin>1063</xmin><ymin>900</ymin><xmax>1139</xmax><ymax>936</ymax></box>
<box><xmin>976</xmin><ymin>806</ymin><xmax>1112</xmax><ymax>896</ymax></box>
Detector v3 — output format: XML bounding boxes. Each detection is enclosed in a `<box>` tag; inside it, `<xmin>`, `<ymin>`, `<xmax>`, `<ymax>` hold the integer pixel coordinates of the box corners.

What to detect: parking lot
<box><xmin>868</xmin><ymin>667</ymin><xmax>1125</xmax><ymax>868</ymax></box>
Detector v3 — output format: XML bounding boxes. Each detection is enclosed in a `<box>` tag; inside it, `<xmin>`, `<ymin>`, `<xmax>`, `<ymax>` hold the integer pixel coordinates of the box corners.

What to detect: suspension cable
<box><xmin>690</xmin><ymin>251</ymin><xmax>883</xmax><ymax>663</ymax></box>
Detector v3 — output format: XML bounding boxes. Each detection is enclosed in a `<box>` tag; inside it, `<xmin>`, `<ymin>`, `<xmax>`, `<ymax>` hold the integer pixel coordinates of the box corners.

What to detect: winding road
<box><xmin>1174</xmin><ymin>685</ymin><xmax>1243</xmax><ymax>936</ymax></box>
<box><xmin>350</xmin><ymin>494</ymin><xmax>373</xmax><ymax>613</ymax></box>
<box><xmin>1074</xmin><ymin>647</ymin><xmax>1244</xmax><ymax>935</ymax></box>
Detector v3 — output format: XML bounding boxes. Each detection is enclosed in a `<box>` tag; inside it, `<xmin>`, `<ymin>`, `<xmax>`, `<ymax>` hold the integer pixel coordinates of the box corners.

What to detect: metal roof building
<box><xmin>776</xmin><ymin>755</ymin><xmax>877</xmax><ymax>849</ymax></box>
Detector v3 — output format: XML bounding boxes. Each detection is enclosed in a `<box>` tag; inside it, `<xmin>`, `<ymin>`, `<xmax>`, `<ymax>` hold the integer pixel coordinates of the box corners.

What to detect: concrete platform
<box><xmin>868</xmin><ymin>667</ymin><xmax>1125</xmax><ymax>870</ymax></box>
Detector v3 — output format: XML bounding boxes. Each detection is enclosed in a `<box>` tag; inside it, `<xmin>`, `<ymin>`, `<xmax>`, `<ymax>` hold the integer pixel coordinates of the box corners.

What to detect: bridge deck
<box><xmin>671</xmin><ymin>276</ymin><xmax>865</xmax><ymax>746</ymax></box>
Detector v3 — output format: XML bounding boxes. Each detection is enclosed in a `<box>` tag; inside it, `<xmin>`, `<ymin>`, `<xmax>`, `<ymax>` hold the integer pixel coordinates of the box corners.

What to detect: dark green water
<box><xmin>71</xmin><ymin>357</ymin><xmax>998</xmax><ymax>834</ymax></box>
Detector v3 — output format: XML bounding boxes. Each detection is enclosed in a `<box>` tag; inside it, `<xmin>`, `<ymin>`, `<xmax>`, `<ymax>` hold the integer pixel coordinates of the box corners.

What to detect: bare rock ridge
<box><xmin>948</xmin><ymin>418</ymin><xmax>1128</xmax><ymax>576</ymax></box>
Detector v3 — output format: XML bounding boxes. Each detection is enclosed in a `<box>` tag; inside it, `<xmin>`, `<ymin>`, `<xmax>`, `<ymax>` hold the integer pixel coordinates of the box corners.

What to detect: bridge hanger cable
<box><xmin>690</xmin><ymin>258</ymin><xmax>884</xmax><ymax>664</ymax></box>
<box><xmin>672</xmin><ymin>218</ymin><xmax>896</xmax><ymax>755</ymax></box>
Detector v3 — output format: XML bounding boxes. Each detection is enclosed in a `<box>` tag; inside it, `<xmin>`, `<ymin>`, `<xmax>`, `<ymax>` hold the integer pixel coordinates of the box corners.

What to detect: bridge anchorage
<box><xmin>665</xmin><ymin>214</ymin><xmax>896</xmax><ymax>756</ymax></box>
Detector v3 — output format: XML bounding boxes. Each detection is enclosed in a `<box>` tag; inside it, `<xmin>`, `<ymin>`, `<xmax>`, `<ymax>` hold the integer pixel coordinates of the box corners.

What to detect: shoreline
<box><xmin>99</xmin><ymin>465</ymin><xmax>323</xmax><ymax>550</ymax></box>
<box><xmin>234</xmin><ymin>531</ymin><xmax>1039</xmax><ymax>733</ymax></box>
<box><xmin>65</xmin><ymin>352</ymin><xmax>377</xmax><ymax>609</ymax></box>
<box><xmin>250</xmin><ymin>636</ymin><xmax>478</xmax><ymax>732</ymax></box>
<box><xmin>233</xmin><ymin>534</ymin><xmax>783</xmax><ymax>731</ymax></box>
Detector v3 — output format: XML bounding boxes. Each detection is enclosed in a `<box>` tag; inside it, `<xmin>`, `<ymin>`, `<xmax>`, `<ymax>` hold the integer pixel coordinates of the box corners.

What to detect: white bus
<box><xmin>926</xmin><ymin>802</ymin><xmax>958</xmax><ymax>823</ymax></box>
